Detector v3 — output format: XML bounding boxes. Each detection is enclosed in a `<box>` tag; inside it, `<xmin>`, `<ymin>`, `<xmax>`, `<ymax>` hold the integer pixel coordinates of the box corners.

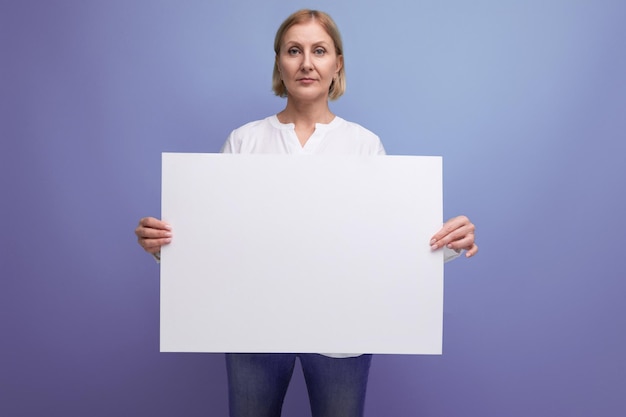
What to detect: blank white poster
<box><xmin>160</xmin><ymin>153</ymin><xmax>443</xmax><ymax>354</ymax></box>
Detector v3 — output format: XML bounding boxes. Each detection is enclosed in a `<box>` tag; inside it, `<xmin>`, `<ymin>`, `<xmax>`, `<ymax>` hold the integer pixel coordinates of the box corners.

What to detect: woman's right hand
<box><xmin>135</xmin><ymin>217</ymin><xmax>172</xmax><ymax>254</ymax></box>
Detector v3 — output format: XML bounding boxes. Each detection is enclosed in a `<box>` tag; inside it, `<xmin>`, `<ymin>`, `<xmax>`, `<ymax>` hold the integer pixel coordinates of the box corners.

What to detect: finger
<box><xmin>465</xmin><ymin>243</ymin><xmax>479</xmax><ymax>258</ymax></box>
<box><xmin>139</xmin><ymin>217</ymin><xmax>172</xmax><ymax>231</ymax></box>
<box><xmin>136</xmin><ymin>225</ymin><xmax>173</xmax><ymax>240</ymax></box>
<box><xmin>430</xmin><ymin>215</ymin><xmax>470</xmax><ymax>243</ymax></box>
<box><xmin>139</xmin><ymin>237</ymin><xmax>172</xmax><ymax>253</ymax></box>
<box><xmin>431</xmin><ymin>223</ymin><xmax>475</xmax><ymax>249</ymax></box>
<box><xmin>444</xmin><ymin>233</ymin><xmax>475</xmax><ymax>252</ymax></box>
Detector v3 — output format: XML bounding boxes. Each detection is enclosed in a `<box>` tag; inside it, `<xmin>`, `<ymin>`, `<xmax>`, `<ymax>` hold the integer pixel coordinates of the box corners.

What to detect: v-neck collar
<box><xmin>269</xmin><ymin>115</ymin><xmax>341</xmax><ymax>153</ymax></box>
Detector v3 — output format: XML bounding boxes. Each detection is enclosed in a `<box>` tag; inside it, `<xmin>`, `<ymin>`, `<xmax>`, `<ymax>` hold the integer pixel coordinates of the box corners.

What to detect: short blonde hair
<box><xmin>272</xmin><ymin>10</ymin><xmax>345</xmax><ymax>100</ymax></box>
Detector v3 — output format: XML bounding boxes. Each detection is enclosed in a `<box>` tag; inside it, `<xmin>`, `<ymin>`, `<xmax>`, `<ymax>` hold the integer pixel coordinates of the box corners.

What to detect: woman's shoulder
<box><xmin>334</xmin><ymin>117</ymin><xmax>378</xmax><ymax>138</ymax></box>
<box><xmin>326</xmin><ymin>117</ymin><xmax>385</xmax><ymax>155</ymax></box>
<box><xmin>222</xmin><ymin>115</ymin><xmax>284</xmax><ymax>153</ymax></box>
<box><xmin>230</xmin><ymin>116</ymin><xmax>277</xmax><ymax>135</ymax></box>
<box><xmin>332</xmin><ymin>117</ymin><xmax>382</xmax><ymax>145</ymax></box>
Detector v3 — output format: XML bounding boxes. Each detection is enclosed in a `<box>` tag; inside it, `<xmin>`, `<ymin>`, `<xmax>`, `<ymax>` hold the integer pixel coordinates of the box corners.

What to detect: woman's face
<box><xmin>277</xmin><ymin>20</ymin><xmax>343</xmax><ymax>103</ymax></box>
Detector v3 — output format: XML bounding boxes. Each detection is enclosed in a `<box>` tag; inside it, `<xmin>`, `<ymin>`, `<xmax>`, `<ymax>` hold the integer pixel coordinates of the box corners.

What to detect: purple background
<box><xmin>2</xmin><ymin>1</ymin><xmax>625</xmax><ymax>416</ymax></box>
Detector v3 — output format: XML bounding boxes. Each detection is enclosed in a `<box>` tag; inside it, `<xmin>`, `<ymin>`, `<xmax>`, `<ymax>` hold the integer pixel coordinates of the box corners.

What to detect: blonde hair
<box><xmin>272</xmin><ymin>10</ymin><xmax>345</xmax><ymax>100</ymax></box>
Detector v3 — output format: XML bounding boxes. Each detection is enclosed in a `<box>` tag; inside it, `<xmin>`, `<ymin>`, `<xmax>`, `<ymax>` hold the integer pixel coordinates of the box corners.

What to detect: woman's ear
<box><xmin>336</xmin><ymin>54</ymin><xmax>343</xmax><ymax>75</ymax></box>
<box><xmin>275</xmin><ymin>56</ymin><xmax>282</xmax><ymax>79</ymax></box>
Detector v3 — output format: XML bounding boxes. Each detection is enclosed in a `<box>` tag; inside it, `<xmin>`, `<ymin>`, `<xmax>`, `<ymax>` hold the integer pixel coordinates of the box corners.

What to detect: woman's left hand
<box><xmin>430</xmin><ymin>215</ymin><xmax>478</xmax><ymax>258</ymax></box>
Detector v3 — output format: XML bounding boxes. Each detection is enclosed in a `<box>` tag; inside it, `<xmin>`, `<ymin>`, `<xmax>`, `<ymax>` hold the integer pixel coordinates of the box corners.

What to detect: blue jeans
<box><xmin>225</xmin><ymin>353</ymin><xmax>373</xmax><ymax>417</ymax></box>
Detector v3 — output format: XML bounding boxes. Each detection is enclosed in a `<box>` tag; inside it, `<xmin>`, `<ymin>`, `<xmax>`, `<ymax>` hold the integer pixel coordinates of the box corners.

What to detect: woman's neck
<box><xmin>277</xmin><ymin>99</ymin><xmax>335</xmax><ymax>127</ymax></box>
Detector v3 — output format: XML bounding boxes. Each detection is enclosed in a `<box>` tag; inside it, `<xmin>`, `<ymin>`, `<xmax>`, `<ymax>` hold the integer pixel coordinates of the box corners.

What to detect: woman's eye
<box><xmin>288</xmin><ymin>48</ymin><xmax>300</xmax><ymax>55</ymax></box>
<box><xmin>314</xmin><ymin>48</ymin><xmax>326</xmax><ymax>55</ymax></box>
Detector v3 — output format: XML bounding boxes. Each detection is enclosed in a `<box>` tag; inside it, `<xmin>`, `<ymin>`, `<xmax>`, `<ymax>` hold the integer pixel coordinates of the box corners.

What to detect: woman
<box><xmin>136</xmin><ymin>9</ymin><xmax>478</xmax><ymax>417</ymax></box>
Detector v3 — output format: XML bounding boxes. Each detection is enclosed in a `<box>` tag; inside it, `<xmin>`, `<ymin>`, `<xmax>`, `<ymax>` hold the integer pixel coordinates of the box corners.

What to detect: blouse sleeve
<box><xmin>443</xmin><ymin>247</ymin><xmax>461</xmax><ymax>263</ymax></box>
<box><xmin>220</xmin><ymin>130</ymin><xmax>236</xmax><ymax>154</ymax></box>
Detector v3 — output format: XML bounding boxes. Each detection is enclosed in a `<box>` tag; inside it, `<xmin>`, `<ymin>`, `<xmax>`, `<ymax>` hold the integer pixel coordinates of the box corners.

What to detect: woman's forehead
<box><xmin>281</xmin><ymin>21</ymin><xmax>333</xmax><ymax>45</ymax></box>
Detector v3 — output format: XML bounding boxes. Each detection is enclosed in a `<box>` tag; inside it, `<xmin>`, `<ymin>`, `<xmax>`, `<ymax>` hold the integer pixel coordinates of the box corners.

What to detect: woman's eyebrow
<box><xmin>283</xmin><ymin>39</ymin><xmax>331</xmax><ymax>46</ymax></box>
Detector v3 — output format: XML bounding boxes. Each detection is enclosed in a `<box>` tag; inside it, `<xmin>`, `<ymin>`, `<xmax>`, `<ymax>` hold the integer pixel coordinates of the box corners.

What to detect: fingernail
<box><xmin>431</xmin><ymin>244</ymin><xmax>438</xmax><ymax>250</ymax></box>
<box><xmin>165</xmin><ymin>224</ymin><xmax>172</xmax><ymax>230</ymax></box>
<box><xmin>447</xmin><ymin>244</ymin><xmax>453</xmax><ymax>249</ymax></box>
<box><xmin>165</xmin><ymin>232</ymin><xmax>172</xmax><ymax>237</ymax></box>
<box><xmin>430</xmin><ymin>238</ymin><xmax>436</xmax><ymax>245</ymax></box>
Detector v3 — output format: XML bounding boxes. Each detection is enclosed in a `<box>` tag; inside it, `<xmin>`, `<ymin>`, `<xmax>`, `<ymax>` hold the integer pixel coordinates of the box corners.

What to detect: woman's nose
<box><xmin>301</xmin><ymin>52</ymin><xmax>313</xmax><ymax>71</ymax></box>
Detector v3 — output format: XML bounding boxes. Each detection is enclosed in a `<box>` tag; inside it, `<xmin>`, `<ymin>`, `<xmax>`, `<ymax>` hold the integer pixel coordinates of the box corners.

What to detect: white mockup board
<box><xmin>160</xmin><ymin>153</ymin><xmax>443</xmax><ymax>354</ymax></box>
